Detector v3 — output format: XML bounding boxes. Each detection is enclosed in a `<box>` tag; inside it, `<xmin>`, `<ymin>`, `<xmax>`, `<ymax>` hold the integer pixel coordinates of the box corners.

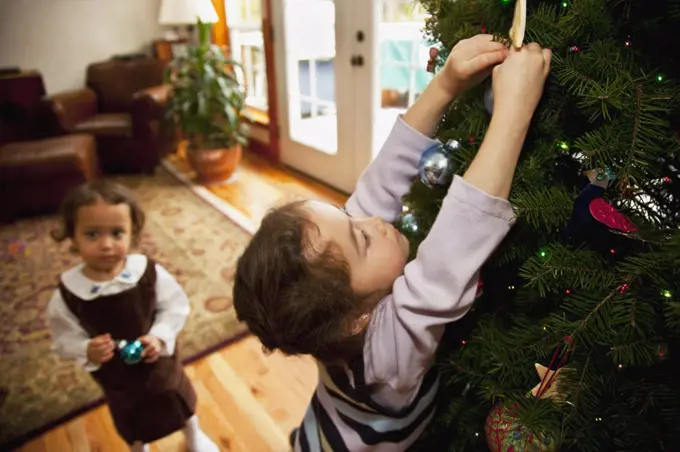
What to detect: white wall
<box><xmin>0</xmin><ymin>0</ymin><xmax>164</xmax><ymax>94</ymax></box>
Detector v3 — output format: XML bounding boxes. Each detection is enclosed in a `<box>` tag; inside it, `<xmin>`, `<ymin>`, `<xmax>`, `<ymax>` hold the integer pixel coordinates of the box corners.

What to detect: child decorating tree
<box><xmin>233</xmin><ymin>34</ymin><xmax>552</xmax><ymax>451</ymax></box>
<box><xmin>46</xmin><ymin>181</ymin><xmax>218</xmax><ymax>452</ymax></box>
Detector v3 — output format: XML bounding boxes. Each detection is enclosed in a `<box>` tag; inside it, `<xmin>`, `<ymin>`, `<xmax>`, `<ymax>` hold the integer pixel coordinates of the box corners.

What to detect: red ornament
<box><xmin>485</xmin><ymin>402</ymin><xmax>556</xmax><ymax>451</ymax></box>
<box><xmin>565</xmin><ymin>289</ymin><xmax>571</xmax><ymax>295</ymax></box>
<box><xmin>589</xmin><ymin>198</ymin><xmax>637</xmax><ymax>233</ymax></box>
<box><xmin>664</xmin><ymin>176</ymin><xmax>672</xmax><ymax>183</ymax></box>
<box><xmin>570</xmin><ymin>45</ymin><xmax>580</xmax><ymax>52</ymax></box>
<box><xmin>619</xmin><ymin>283</ymin><xmax>630</xmax><ymax>294</ymax></box>
<box><xmin>481</xmin><ymin>25</ymin><xmax>488</xmax><ymax>33</ymax></box>
<box><xmin>470</xmin><ymin>136</ymin><xmax>476</xmax><ymax>143</ymax></box>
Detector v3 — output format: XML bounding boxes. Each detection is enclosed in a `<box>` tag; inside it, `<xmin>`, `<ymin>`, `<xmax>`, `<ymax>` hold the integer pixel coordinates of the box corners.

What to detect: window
<box><xmin>225</xmin><ymin>0</ymin><xmax>268</xmax><ymax>114</ymax></box>
<box><xmin>378</xmin><ymin>0</ymin><xmax>431</xmax><ymax>109</ymax></box>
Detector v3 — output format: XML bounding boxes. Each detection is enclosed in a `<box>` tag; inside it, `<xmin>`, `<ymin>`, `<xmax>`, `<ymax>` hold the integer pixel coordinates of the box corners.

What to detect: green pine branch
<box><xmin>519</xmin><ymin>243</ymin><xmax>616</xmax><ymax>296</ymax></box>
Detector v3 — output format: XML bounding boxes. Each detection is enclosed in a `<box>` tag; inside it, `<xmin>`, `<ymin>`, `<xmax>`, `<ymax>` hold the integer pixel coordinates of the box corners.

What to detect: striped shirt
<box><xmin>293</xmin><ymin>117</ymin><xmax>515</xmax><ymax>451</ymax></box>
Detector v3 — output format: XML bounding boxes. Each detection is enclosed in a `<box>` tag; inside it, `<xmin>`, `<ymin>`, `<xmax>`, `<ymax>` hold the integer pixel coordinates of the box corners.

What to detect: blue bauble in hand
<box><xmin>418</xmin><ymin>141</ymin><xmax>459</xmax><ymax>188</ymax></box>
<box><xmin>118</xmin><ymin>339</ymin><xmax>144</xmax><ymax>365</ymax></box>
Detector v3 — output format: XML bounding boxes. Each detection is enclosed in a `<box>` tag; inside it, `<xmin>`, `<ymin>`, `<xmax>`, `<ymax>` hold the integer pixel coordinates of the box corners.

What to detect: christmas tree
<box><xmin>397</xmin><ymin>1</ymin><xmax>680</xmax><ymax>450</ymax></box>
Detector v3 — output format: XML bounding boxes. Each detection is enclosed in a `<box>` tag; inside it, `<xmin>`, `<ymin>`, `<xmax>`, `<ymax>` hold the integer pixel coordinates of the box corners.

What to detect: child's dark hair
<box><xmin>51</xmin><ymin>180</ymin><xmax>145</xmax><ymax>245</ymax></box>
<box><xmin>233</xmin><ymin>201</ymin><xmax>365</xmax><ymax>364</ymax></box>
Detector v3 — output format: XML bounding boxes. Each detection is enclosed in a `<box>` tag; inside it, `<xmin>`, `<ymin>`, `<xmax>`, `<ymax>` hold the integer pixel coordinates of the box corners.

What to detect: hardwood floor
<box><xmin>16</xmin><ymin>151</ymin><xmax>348</xmax><ymax>452</ymax></box>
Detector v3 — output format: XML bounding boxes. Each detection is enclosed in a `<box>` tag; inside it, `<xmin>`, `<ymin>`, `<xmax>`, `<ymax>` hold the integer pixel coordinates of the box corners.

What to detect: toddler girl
<box><xmin>46</xmin><ymin>180</ymin><xmax>218</xmax><ymax>452</ymax></box>
<box><xmin>234</xmin><ymin>35</ymin><xmax>552</xmax><ymax>451</ymax></box>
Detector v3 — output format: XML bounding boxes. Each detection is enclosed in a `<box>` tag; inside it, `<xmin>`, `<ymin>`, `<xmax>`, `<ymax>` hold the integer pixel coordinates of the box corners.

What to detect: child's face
<box><xmin>305</xmin><ymin>202</ymin><xmax>409</xmax><ymax>298</ymax></box>
<box><xmin>72</xmin><ymin>200</ymin><xmax>133</xmax><ymax>275</ymax></box>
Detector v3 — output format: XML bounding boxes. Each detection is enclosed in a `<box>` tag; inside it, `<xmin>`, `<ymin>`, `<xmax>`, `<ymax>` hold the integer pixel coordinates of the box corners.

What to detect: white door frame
<box><xmin>272</xmin><ymin>0</ymin><xmax>376</xmax><ymax>194</ymax></box>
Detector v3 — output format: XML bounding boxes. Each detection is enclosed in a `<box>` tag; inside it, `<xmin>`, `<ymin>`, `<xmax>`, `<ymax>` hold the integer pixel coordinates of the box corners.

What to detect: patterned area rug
<box><xmin>0</xmin><ymin>167</ymin><xmax>250</xmax><ymax>448</ymax></box>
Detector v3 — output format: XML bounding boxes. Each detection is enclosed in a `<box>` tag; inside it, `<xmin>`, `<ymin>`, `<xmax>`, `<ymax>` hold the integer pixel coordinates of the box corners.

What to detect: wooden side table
<box><xmin>153</xmin><ymin>39</ymin><xmax>188</xmax><ymax>62</ymax></box>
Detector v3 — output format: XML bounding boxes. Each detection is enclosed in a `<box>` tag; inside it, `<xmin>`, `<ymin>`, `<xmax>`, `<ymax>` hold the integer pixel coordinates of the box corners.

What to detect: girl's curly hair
<box><xmin>233</xmin><ymin>201</ymin><xmax>365</xmax><ymax>364</ymax></box>
<box><xmin>51</xmin><ymin>180</ymin><xmax>145</xmax><ymax>247</ymax></box>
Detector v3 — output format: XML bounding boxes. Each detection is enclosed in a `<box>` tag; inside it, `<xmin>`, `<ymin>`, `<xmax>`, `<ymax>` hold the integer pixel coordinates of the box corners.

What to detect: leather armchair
<box><xmin>44</xmin><ymin>57</ymin><xmax>172</xmax><ymax>174</ymax></box>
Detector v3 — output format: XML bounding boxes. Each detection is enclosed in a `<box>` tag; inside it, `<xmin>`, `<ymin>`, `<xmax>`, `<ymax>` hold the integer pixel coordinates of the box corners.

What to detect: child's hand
<box><xmin>87</xmin><ymin>333</ymin><xmax>115</xmax><ymax>365</ymax></box>
<box><xmin>435</xmin><ymin>34</ymin><xmax>508</xmax><ymax>96</ymax></box>
<box><xmin>139</xmin><ymin>335</ymin><xmax>163</xmax><ymax>363</ymax></box>
<box><xmin>491</xmin><ymin>43</ymin><xmax>551</xmax><ymax>120</ymax></box>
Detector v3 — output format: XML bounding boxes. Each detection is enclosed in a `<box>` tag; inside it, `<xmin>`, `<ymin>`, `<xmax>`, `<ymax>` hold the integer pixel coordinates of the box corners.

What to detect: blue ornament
<box><xmin>418</xmin><ymin>141</ymin><xmax>459</xmax><ymax>188</ymax></box>
<box><xmin>400</xmin><ymin>213</ymin><xmax>419</xmax><ymax>234</ymax></box>
<box><xmin>484</xmin><ymin>86</ymin><xmax>494</xmax><ymax>115</ymax></box>
<box><xmin>118</xmin><ymin>339</ymin><xmax>144</xmax><ymax>365</ymax></box>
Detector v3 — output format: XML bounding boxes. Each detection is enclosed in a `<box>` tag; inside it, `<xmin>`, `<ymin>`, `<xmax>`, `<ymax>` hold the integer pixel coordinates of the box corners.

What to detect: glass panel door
<box><xmin>370</xmin><ymin>0</ymin><xmax>432</xmax><ymax>158</ymax></box>
<box><xmin>272</xmin><ymin>0</ymin><xmax>357</xmax><ymax>193</ymax></box>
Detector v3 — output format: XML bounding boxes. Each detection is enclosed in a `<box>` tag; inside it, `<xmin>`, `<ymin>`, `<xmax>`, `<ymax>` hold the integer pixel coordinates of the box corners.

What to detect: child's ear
<box><xmin>67</xmin><ymin>237</ymin><xmax>79</xmax><ymax>254</ymax></box>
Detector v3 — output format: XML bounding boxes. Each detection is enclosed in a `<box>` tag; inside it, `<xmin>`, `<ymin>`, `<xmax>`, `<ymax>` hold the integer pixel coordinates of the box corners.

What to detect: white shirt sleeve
<box><xmin>46</xmin><ymin>290</ymin><xmax>101</xmax><ymax>372</ymax></box>
<box><xmin>148</xmin><ymin>263</ymin><xmax>191</xmax><ymax>356</ymax></box>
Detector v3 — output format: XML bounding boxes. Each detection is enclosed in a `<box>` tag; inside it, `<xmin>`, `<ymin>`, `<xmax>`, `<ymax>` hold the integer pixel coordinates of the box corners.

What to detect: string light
<box><xmin>539</xmin><ymin>249</ymin><xmax>547</xmax><ymax>258</ymax></box>
<box><xmin>565</xmin><ymin>289</ymin><xmax>571</xmax><ymax>295</ymax></box>
<box><xmin>561</xmin><ymin>1</ymin><xmax>568</xmax><ymax>7</ymax></box>
<box><xmin>664</xmin><ymin>176</ymin><xmax>672</xmax><ymax>183</ymax></box>
<box><xmin>557</xmin><ymin>141</ymin><xmax>569</xmax><ymax>150</ymax></box>
<box><xmin>659</xmin><ymin>348</ymin><xmax>665</xmax><ymax>358</ymax></box>
<box><xmin>469</xmin><ymin>136</ymin><xmax>475</xmax><ymax>143</ymax></box>
<box><xmin>663</xmin><ymin>290</ymin><xmax>672</xmax><ymax>298</ymax></box>
<box><xmin>595</xmin><ymin>417</ymin><xmax>603</xmax><ymax>422</ymax></box>
<box><xmin>610</xmin><ymin>248</ymin><xmax>616</xmax><ymax>255</ymax></box>
<box><xmin>461</xmin><ymin>340</ymin><xmax>467</xmax><ymax>345</ymax></box>
<box><xmin>508</xmin><ymin>285</ymin><xmax>516</xmax><ymax>290</ymax></box>
<box><xmin>625</xmin><ymin>40</ymin><xmax>631</xmax><ymax>47</ymax></box>
<box><xmin>618</xmin><ymin>364</ymin><xmax>623</xmax><ymax>369</ymax></box>
<box><xmin>656</xmin><ymin>74</ymin><xmax>665</xmax><ymax>82</ymax></box>
<box><xmin>619</xmin><ymin>284</ymin><xmax>630</xmax><ymax>294</ymax></box>
<box><xmin>402</xmin><ymin>205</ymin><xmax>409</xmax><ymax>212</ymax></box>
<box><xmin>569</xmin><ymin>45</ymin><xmax>580</xmax><ymax>52</ymax></box>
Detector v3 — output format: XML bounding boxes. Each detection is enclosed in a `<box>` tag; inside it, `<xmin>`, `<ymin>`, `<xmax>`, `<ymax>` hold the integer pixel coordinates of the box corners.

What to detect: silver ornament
<box><xmin>400</xmin><ymin>213</ymin><xmax>419</xmax><ymax>234</ymax></box>
<box><xmin>418</xmin><ymin>143</ymin><xmax>458</xmax><ymax>188</ymax></box>
<box><xmin>484</xmin><ymin>86</ymin><xmax>494</xmax><ymax>115</ymax></box>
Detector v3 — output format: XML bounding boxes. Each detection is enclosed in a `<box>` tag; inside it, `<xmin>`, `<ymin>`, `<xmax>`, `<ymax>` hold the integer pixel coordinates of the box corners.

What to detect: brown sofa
<box><xmin>43</xmin><ymin>56</ymin><xmax>173</xmax><ymax>174</ymax></box>
<box><xmin>0</xmin><ymin>71</ymin><xmax>100</xmax><ymax>221</ymax></box>
<box><xmin>0</xmin><ymin>135</ymin><xmax>100</xmax><ymax>220</ymax></box>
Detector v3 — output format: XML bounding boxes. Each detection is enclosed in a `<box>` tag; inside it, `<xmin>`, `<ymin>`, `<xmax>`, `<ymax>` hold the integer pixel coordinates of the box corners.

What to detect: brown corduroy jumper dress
<box><xmin>58</xmin><ymin>258</ymin><xmax>197</xmax><ymax>444</ymax></box>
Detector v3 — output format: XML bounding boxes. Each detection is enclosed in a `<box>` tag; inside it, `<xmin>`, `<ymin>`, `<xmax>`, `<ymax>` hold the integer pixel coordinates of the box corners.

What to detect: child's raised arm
<box><xmin>346</xmin><ymin>35</ymin><xmax>507</xmax><ymax>222</ymax></box>
<box><xmin>364</xmin><ymin>45</ymin><xmax>552</xmax><ymax>403</ymax></box>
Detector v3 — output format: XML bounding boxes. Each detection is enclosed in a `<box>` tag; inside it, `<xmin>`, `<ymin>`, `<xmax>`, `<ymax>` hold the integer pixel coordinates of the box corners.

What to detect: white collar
<box><xmin>61</xmin><ymin>254</ymin><xmax>148</xmax><ymax>300</ymax></box>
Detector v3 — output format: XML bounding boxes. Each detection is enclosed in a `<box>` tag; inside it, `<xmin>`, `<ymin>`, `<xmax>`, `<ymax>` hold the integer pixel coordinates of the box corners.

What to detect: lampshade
<box><xmin>158</xmin><ymin>0</ymin><xmax>219</xmax><ymax>25</ymax></box>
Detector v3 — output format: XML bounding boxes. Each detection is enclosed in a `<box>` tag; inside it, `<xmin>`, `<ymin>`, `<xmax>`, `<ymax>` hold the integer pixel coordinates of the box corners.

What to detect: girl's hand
<box><xmin>434</xmin><ymin>34</ymin><xmax>508</xmax><ymax>97</ymax></box>
<box><xmin>492</xmin><ymin>43</ymin><xmax>551</xmax><ymax>121</ymax></box>
<box><xmin>139</xmin><ymin>335</ymin><xmax>162</xmax><ymax>363</ymax></box>
<box><xmin>87</xmin><ymin>333</ymin><xmax>114</xmax><ymax>364</ymax></box>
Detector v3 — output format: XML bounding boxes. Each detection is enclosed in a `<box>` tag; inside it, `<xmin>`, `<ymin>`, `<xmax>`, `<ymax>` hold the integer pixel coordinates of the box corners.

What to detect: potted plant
<box><xmin>164</xmin><ymin>19</ymin><xmax>248</xmax><ymax>184</ymax></box>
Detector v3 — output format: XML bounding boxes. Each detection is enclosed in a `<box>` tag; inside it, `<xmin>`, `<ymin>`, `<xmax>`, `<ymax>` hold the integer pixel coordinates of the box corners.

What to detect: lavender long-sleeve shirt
<box><xmin>294</xmin><ymin>117</ymin><xmax>515</xmax><ymax>451</ymax></box>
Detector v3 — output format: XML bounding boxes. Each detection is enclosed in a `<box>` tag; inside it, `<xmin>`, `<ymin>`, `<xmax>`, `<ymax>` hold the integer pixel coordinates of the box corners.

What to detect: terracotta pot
<box><xmin>186</xmin><ymin>144</ymin><xmax>242</xmax><ymax>184</ymax></box>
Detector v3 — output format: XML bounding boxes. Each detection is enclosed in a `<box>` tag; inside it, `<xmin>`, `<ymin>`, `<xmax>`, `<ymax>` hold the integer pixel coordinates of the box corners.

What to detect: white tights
<box><xmin>128</xmin><ymin>415</ymin><xmax>218</xmax><ymax>452</ymax></box>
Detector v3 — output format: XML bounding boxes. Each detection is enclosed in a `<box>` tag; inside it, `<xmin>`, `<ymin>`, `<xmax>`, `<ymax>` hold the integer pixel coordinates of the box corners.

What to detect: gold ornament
<box><xmin>530</xmin><ymin>363</ymin><xmax>566</xmax><ymax>403</ymax></box>
<box><xmin>509</xmin><ymin>0</ymin><xmax>526</xmax><ymax>49</ymax></box>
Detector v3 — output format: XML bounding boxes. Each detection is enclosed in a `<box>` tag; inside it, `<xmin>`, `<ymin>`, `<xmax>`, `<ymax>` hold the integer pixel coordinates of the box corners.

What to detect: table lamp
<box><xmin>158</xmin><ymin>0</ymin><xmax>219</xmax><ymax>40</ymax></box>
